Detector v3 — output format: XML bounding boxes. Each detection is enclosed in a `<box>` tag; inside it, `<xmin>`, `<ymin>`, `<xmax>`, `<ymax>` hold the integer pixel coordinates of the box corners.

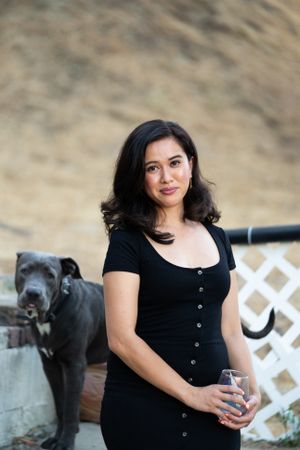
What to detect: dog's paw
<box><xmin>41</xmin><ymin>437</ymin><xmax>58</xmax><ymax>449</ymax></box>
<box><xmin>51</xmin><ymin>443</ymin><xmax>74</xmax><ymax>450</ymax></box>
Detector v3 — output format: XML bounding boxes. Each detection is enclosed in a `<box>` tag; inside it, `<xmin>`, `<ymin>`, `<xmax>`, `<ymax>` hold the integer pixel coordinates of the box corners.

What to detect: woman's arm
<box><xmin>221</xmin><ymin>270</ymin><xmax>261</xmax><ymax>429</ymax></box>
<box><xmin>103</xmin><ymin>270</ymin><xmax>245</xmax><ymax>419</ymax></box>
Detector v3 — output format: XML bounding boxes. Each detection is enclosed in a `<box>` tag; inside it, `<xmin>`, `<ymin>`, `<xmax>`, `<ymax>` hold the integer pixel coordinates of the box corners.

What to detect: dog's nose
<box><xmin>26</xmin><ymin>286</ymin><xmax>42</xmax><ymax>299</ymax></box>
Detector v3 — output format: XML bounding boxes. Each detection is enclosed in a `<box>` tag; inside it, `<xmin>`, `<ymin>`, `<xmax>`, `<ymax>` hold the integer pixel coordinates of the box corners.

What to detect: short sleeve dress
<box><xmin>100</xmin><ymin>222</ymin><xmax>240</xmax><ymax>450</ymax></box>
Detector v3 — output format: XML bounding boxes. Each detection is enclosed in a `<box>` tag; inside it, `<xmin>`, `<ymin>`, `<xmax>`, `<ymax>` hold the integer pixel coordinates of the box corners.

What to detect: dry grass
<box><xmin>0</xmin><ymin>0</ymin><xmax>299</xmax><ymax>280</ymax></box>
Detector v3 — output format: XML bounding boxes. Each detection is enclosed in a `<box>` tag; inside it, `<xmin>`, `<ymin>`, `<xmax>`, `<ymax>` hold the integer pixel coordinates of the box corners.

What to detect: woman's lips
<box><xmin>160</xmin><ymin>187</ymin><xmax>178</xmax><ymax>195</ymax></box>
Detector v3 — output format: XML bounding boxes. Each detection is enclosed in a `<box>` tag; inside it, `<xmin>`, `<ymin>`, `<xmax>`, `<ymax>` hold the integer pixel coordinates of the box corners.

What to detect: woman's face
<box><xmin>144</xmin><ymin>137</ymin><xmax>193</xmax><ymax>212</ymax></box>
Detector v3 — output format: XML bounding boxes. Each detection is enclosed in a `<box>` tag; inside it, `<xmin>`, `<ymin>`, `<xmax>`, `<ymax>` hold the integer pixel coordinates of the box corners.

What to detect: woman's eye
<box><xmin>146</xmin><ymin>165</ymin><xmax>158</xmax><ymax>173</ymax></box>
<box><xmin>170</xmin><ymin>159</ymin><xmax>181</xmax><ymax>167</ymax></box>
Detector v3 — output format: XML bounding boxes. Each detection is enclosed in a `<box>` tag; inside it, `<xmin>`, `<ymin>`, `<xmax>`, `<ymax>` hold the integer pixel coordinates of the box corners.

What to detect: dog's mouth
<box><xmin>17</xmin><ymin>290</ymin><xmax>50</xmax><ymax>323</ymax></box>
<box><xmin>25</xmin><ymin>304</ymin><xmax>39</xmax><ymax>319</ymax></box>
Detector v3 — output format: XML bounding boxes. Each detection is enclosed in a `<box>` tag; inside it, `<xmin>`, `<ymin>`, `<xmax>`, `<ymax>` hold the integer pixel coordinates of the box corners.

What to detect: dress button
<box><xmin>191</xmin><ymin>359</ymin><xmax>196</xmax><ymax>365</ymax></box>
<box><xmin>196</xmin><ymin>322</ymin><xmax>202</xmax><ymax>328</ymax></box>
<box><xmin>197</xmin><ymin>304</ymin><xmax>203</xmax><ymax>309</ymax></box>
<box><xmin>197</xmin><ymin>270</ymin><xmax>203</xmax><ymax>275</ymax></box>
<box><xmin>188</xmin><ymin>377</ymin><xmax>193</xmax><ymax>383</ymax></box>
<box><xmin>194</xmin><ymin>341</ymin><xmax>200</xmax><ymax>347</ymax></box>
<box><xmin>199</xmin><ymin>287</ymin><xmax>204</xmax><ymax>292</ymax></box>
<box><xmin>182</xmin><ymin>412</ymin><xmax>187</xmax><ymax>419</ymax></box>
<box><xmin>182</xmin><ymin>432</ymin><xmax>188</xmax><ymax>437</ymax></box>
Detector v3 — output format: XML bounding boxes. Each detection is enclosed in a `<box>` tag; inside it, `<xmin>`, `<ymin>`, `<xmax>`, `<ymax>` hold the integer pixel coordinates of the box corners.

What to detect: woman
<box><xmin>100</xmin><ymin>119</ymin><xmax>260</xmax><ymax>450</ymax></box>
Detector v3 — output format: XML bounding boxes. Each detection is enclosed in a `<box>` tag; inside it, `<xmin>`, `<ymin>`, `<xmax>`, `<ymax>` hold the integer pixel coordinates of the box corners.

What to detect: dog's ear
<box><xmin>16</xmin><ymin>252</ymin><xmax>23</xmax><ymax>260</ymax></box>
<box><xmin>60</xmin><ymin>258</ymin><xmax>83</xmax><ymax>279</ymax></box>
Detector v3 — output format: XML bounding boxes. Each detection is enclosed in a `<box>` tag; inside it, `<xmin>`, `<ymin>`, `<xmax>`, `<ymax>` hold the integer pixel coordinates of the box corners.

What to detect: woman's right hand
<box><xmin>186</xmin><ymin>384</ymin><xmax>247</xmax><ymax>420</ymax></box>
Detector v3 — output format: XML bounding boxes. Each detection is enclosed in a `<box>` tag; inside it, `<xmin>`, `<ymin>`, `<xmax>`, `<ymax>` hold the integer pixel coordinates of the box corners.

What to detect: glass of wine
<box><xmin>218</xmin><ymin>369</ymin><xmax>249</xmax><ymax>415</ymax></box>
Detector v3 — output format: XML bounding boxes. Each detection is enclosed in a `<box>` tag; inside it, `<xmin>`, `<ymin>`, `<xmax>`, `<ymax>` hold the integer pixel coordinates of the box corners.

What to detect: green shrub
<box><xmin>279</xmin><ymin>408</ymin><xmax>300</xmax><ymax>447</ymax></box>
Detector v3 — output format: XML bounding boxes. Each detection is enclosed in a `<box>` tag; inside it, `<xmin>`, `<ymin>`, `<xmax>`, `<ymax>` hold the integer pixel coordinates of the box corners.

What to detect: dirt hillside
<box><xmin>0</xmin><ymin>0</ymin><xmax>299</xmax><ymax>280</ymax></box>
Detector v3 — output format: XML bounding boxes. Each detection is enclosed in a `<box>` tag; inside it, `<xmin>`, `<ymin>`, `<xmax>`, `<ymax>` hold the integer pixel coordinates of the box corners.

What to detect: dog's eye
<box><xmin>46</xmin><ymin>271</ymin><xmax>55</xmax><ymax>280</ymax></box>
<box><xmin>20</xmin><ymin>267</ymin><xmax>29</xmax><ymax>275</ymax></box>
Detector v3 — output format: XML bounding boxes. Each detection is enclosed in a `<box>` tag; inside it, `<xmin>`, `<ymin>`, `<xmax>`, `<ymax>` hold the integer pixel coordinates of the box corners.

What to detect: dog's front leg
<box><xmin>54</xmin><ymin>361</ymin><xmax>86</xmax><ymax>450</ymax></box>
<box><xmin>40</xmin><ymin>354</ymin><xmax>64</xmax><ymax>449</ymax></box>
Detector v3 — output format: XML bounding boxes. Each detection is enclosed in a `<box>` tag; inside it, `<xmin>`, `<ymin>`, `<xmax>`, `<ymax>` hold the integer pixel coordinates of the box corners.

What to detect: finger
<box><xmin>223</xmin><ymin>393</ymin><xmax>247</xmax><ymax>407</ymax></box>
<box><xmin>218</xmin><ymin>418</ymin><xmax>244</xmax><ymax>430</ymax></box>
<box><xmin>218</xmin><ymin>385</ymin><xmax>244</xmax><ymax>396</ymax></box>
<box><xmin>243</xmin><ymin>396</ymin><xmax>260</xmax><ymax>414</ymax></box>
<box><xmin>219</xmin><ymin>402</ymin><xmax>244</xmax><ymax>417</ymax></box>
<box><xmin>224</xmin><ymin>414</ymin><xmax>247</xmax><ymax>424</ymax></box>
<box><xmin>245</xmin><ymin>398</ymin><xmax>257</xmax><ymax>410</ymax></box>
<box><xmin>219</xmin><ymin>416</ymin><xmax>250</xmax><ymax>430</ymax></box>
<box><xmin>225</xmin><ymin>411</ymin><xmax>254</xmax><ymax>426</ymax></box>
<box><xmin>248</xmin><ymin>394</ymin><xmax>261</xmax><ymax>406</ymax></box>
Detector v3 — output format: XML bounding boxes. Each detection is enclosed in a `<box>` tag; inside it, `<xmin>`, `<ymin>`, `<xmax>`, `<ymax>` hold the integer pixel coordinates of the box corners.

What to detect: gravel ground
<box><xmin>1</xmin><ymin>423</ymin><xmax>105</xmax><ymax>450</ymax></box>
<box><xmin>2</xmin><ymin>422</ymin><xmax>298</xmax><ymax>450</ymax></box>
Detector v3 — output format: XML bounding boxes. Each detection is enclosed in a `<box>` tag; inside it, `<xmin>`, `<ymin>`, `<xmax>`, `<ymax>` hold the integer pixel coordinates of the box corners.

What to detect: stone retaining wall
<box><xmin>0</xmin><ymin>290</ymin><xmax>55</xmax><ymax>448</ymax></box>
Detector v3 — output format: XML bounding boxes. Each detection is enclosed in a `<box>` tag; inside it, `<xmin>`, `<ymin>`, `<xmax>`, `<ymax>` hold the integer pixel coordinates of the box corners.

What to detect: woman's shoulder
<box><xmin>204</xmin><ymin>220</ymin><xmax>225</xmax><ymax>235</ymax></box>
<box><xmin>109</xmin><ymin>227</ymin><xmax>143</xmax><ymax>246</ymax></box>
<box><xmin>204</xmin><ymin>221</ymin><xmax>235</xmax><ymax>269</ymax></box>
<box><xmin>204</xmin><ymin>221</ymin><xmax>230</xmax><ymax>245</ymax></box>
<box><xmin>103</xmin><ymin>228</ymin><xmax>143</xmax><ymax>275</ymax></box>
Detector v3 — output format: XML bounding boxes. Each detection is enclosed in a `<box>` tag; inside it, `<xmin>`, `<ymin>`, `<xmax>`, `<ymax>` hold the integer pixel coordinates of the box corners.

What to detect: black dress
<box><xmin>100</xmin><ymin>222</ymin><xmax>240</xmax><ymax>450</ymax></box>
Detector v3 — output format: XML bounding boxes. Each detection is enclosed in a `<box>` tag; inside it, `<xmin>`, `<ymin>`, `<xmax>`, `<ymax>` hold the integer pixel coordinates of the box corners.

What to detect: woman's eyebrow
<box><xmin>145</xmin><ymin>155</ymin><xmax>183</xmax><ymax>166</ymax></box>
<box><xmin>169</xmin><ymin>154</ymin><xmax>183</xmax><ymax>160</ymax></box>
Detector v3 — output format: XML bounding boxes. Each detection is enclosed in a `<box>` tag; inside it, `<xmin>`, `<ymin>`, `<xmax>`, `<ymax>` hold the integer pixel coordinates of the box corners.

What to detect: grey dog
<box><xmin>15</xmin><ymin>251</ymin><xmax>109</xmax><ymax>450</ymax></box>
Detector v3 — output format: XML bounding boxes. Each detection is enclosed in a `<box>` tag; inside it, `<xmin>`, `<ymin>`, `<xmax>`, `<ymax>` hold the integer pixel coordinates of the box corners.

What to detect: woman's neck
<box><xmin>156</xmin><ymin>206</ymin><xmax>187</xmax><ymax>232</ymax></box>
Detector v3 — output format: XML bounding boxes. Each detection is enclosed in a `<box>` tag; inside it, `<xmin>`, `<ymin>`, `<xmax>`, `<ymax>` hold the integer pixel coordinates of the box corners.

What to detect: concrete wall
<box><xmin>0</xmin><ymin>327</ymin><xmax>55</xmax><ymax>447</ymax></box>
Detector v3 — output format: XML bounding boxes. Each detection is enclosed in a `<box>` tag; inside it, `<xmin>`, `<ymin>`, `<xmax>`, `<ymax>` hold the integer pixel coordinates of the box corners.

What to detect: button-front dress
<box><xmin>100</xmin><ymin>222</ymin><xmax>240</xmax><ymax>450</ymax></box>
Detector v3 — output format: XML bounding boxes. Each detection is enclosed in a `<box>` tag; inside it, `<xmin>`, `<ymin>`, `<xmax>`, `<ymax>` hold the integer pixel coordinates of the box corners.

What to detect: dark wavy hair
<box><xmin>101</xmin><ymin>119</ymin><xmax>220</xmax><ymax>243</ymax></box>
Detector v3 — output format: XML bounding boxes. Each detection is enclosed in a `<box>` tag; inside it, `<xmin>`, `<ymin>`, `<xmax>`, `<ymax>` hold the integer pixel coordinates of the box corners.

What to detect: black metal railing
<box><xmin>226</xmin><ymin>224</ymin><xmax>300</xmax><ymax>245</ymax></box>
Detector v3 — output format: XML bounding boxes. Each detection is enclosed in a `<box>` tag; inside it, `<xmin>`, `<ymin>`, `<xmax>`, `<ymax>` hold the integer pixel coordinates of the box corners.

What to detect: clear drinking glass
<box><xmin>218</xmin><ymin>369</ymin><xmax>249</xmax><ymax>415</ymax></box>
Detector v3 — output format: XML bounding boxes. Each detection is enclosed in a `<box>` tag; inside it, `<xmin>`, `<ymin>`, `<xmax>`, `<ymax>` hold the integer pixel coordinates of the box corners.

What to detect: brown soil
<box><xmin>0</xmin><ymin>0</ymin><xmax>299</xmax><ymax>281</ymax></box>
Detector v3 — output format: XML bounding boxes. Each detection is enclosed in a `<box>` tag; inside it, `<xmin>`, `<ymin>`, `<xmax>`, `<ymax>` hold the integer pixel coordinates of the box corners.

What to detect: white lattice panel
<box><xmin>234</xmin><ymin>242</ymin><xmax>300</xmax><ymax>441</ymax></box>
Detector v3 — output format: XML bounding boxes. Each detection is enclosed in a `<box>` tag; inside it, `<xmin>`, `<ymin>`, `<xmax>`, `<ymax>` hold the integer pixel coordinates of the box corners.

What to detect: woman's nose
<box><xmin>160</xmin><ymin>167</ymin><xmax>173</xmax><ymax>183</ymax></box>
